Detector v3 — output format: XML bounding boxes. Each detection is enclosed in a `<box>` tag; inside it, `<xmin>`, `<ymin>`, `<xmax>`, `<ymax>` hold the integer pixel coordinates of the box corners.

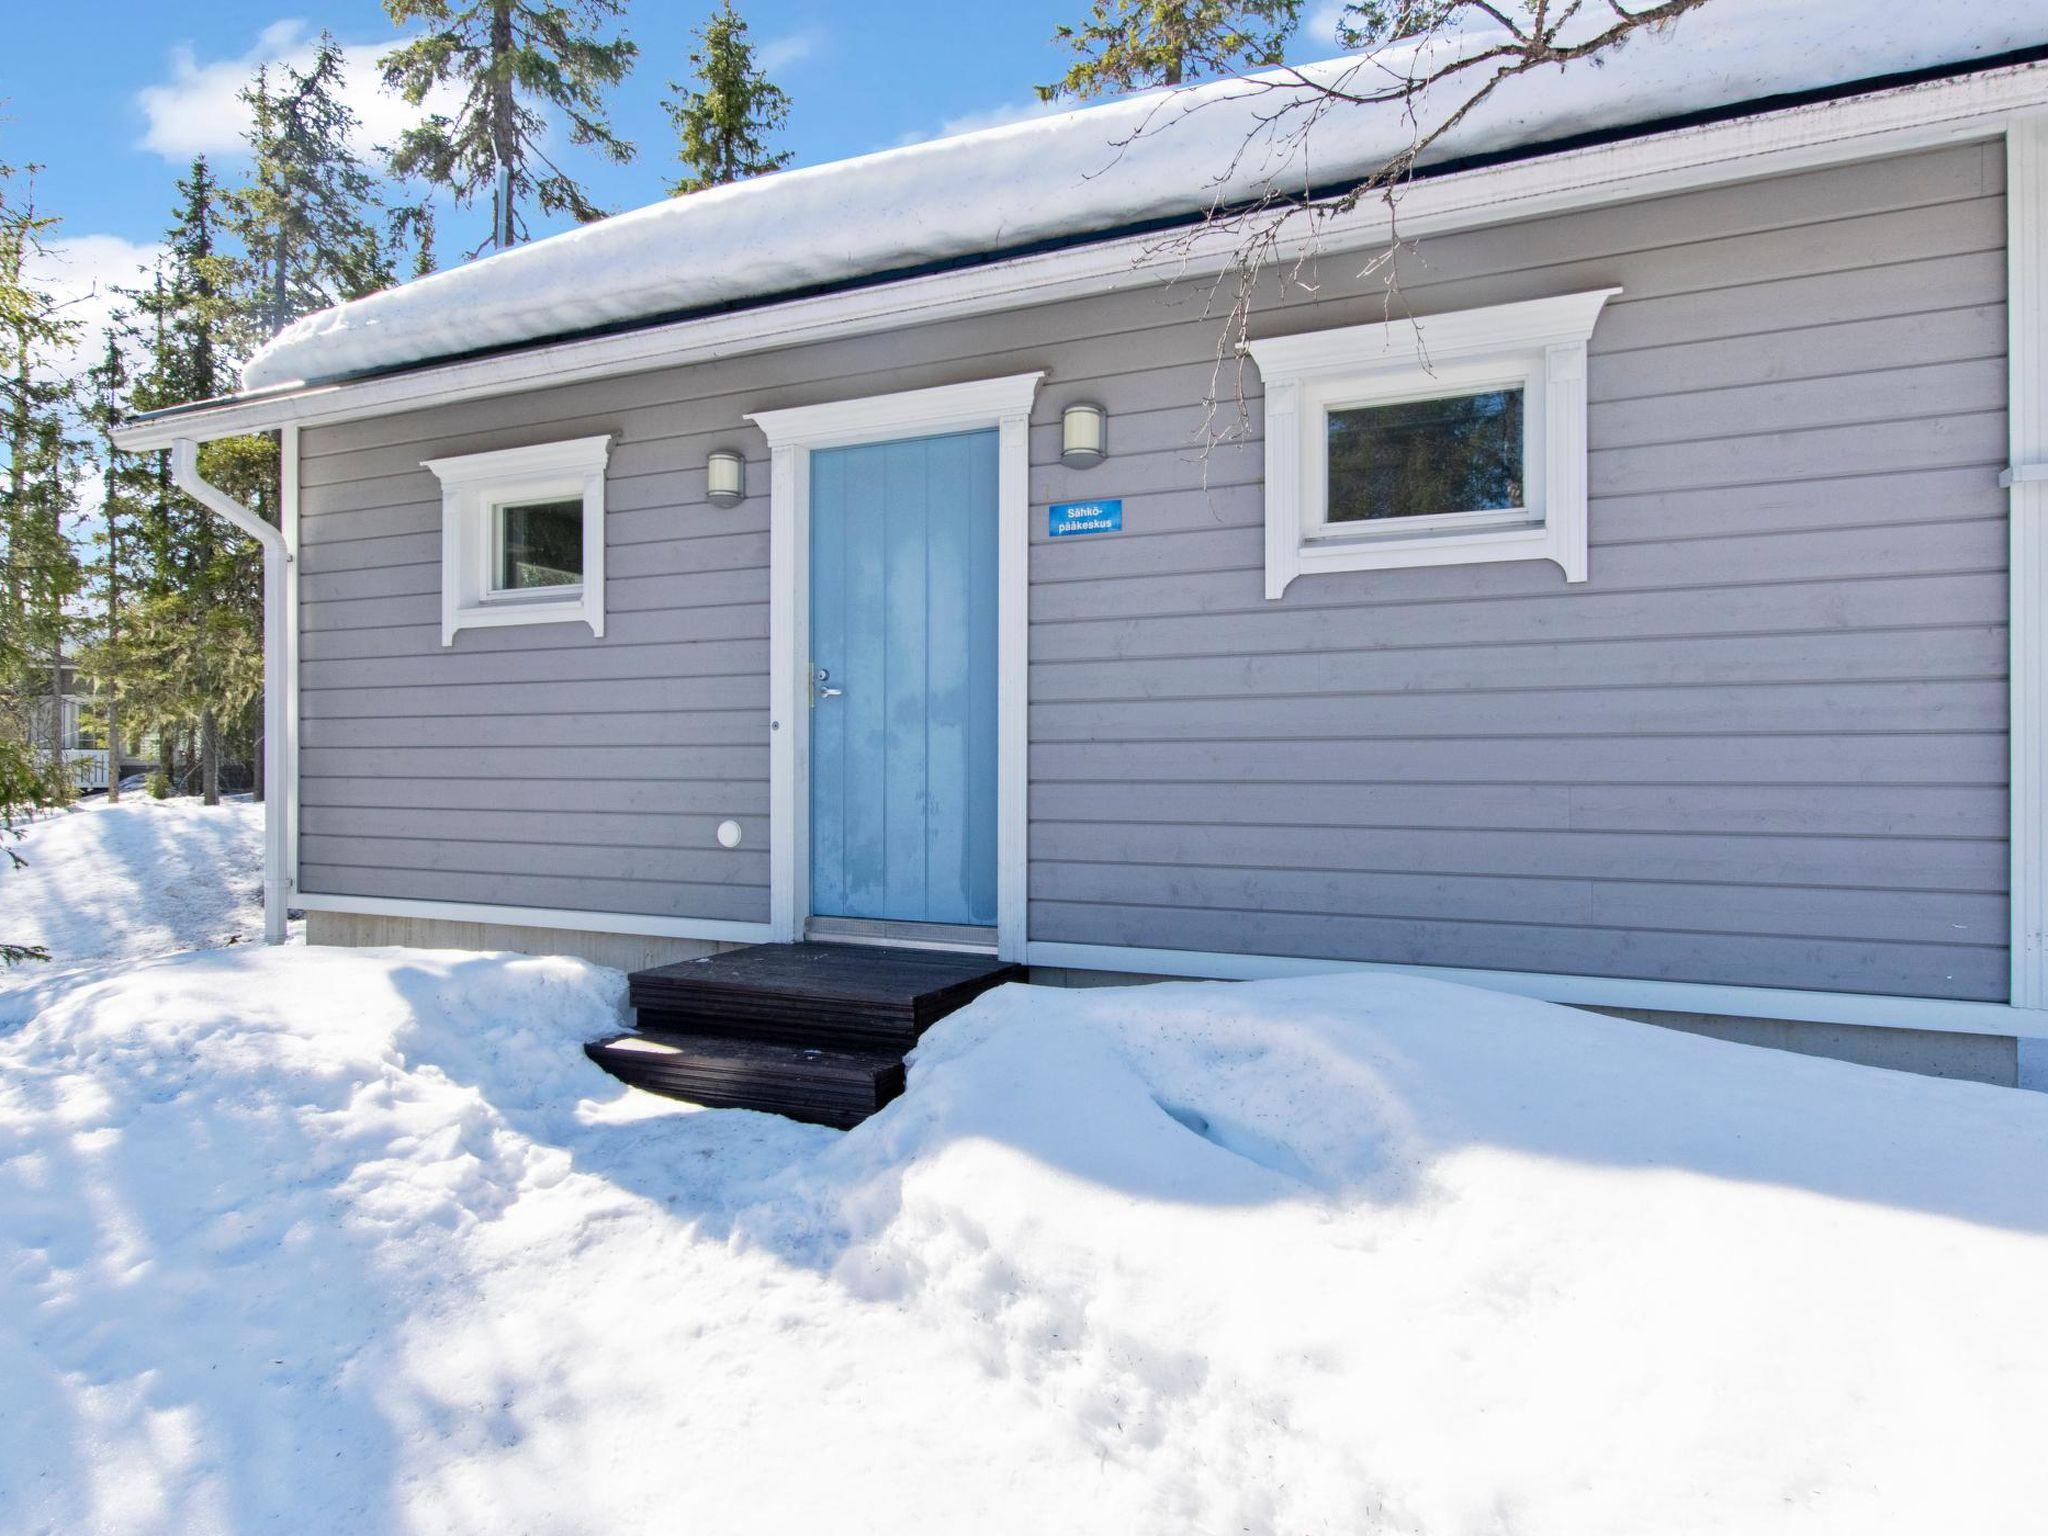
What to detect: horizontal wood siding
<box><xmin>298</xmin><ymin>142</ymin><xmax>2008</xmax><ymax>997</ymax></box>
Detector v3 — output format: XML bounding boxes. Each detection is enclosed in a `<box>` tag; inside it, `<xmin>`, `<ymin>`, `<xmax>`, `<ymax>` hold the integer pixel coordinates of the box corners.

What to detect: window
<box><xmin>1244</xmin><ymin>289</ymin><xmax>1617</xmax><ymax>598</ymax></box>
<box><xmin>423</xmin><ymin>435</ymin><xmax>612</xmax><ymax>645</ymax></box>
<box><xmin>494</xmin><ymin>497</ymin><xmax>584</xmax><ymax>591</ymax></box>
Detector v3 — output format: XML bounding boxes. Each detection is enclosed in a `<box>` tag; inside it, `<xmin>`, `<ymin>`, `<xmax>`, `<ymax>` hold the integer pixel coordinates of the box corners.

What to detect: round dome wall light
<box><xmin>1060</xmin><ymin>403</ymin><xmax>1107</xmax><ymax>469</ymax></box>
<box><xmin>706</xmin><ymin>450</ymin><xmax>746</xmax><ymax>507</ymax></box>
<box><xmin>717</xmin><ymin>820</ymin><xmax>744</xmax><ymax>849</ymax></box>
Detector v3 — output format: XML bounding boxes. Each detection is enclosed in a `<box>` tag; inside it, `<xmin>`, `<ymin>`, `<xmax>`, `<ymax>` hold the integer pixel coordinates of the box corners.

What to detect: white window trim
<box><xmin>1246</xmin><ymin>289</ymin><xmax>1618</xmax><ymax>599</ymax></box>
<box><xmin>423</xmin><ymin>434</ymin><xmax>612</xmax><ymax>645</ymax></box>
<box><xmin>746</xmin><ymin>372</ymin><xmax>1043</xmax><ymax>963</ymax></box>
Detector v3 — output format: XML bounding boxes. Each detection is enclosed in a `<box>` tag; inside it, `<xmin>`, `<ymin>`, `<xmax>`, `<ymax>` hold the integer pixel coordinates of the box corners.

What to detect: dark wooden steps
<box><xmin>629</xmin><ymin>943</ymin><xmax>1022</xmax><ymax>1045</ymax></box>
<box><xmin>588</xmin><ymin>942</ymin><xmax>1022</xmax><ymax>1127</ymax></box>
<box><xmin>585</xmin><ymin>1031</ymin><xmax>906</xmax><ymax>1129</ymax></box>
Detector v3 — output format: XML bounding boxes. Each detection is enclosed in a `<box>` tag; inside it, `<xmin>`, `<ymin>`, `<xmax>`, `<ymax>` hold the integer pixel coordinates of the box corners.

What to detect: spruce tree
<box><xmin>231</xmin><ymin>37</ymin><xmax>396</xmax><ymax>343</ymax></box>
<box><xmin>81</xmin><ymin>327</ymin><xmax>153</xmax><ymax>804</ymax></box>
<box><xmin>126</xmin><ymin>164</ymin><xmax>263</xmax><ymax>807</ymax></box>
<box><xmin>380</xmin><ymin>1</ymin><xmax>638</xmax><ymax>253</ymax></box>
<box><xmin>0</xmin><ymin>164</ymin><xmax>82</xmax><ymax>788</ymax></box>
<box><xmin>664</xmin><ymin>2</ymin><xmax>792</xmax><ymax>197</ymax></box>
<box><xmin>1038</xmin><ymin>0</ymin><xmax>1301</xmax><ymax>99</ymax></box>
<box><xmin>1</xmin><ymin>164</ymin><xmax>75</xmax><ymax>962</ymax></box>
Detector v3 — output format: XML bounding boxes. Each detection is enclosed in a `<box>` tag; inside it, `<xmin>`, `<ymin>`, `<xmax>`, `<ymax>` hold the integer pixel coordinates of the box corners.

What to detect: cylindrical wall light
<box><xmin>706</xmin><ymin>449</ymin><xmax>746</xmax><ymax>507</ymax></box>
<box><xmin>1060</xmin><ymin>403</ymin><xmax>1108</xmax><ymax>468</ymax></box>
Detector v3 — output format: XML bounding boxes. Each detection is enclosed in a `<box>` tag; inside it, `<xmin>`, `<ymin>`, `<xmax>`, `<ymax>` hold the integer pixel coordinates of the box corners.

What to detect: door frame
<box><xmin>748</xmin><ymin>372</ymin><xmax>1043</xmax><ymax>962</ymax></box>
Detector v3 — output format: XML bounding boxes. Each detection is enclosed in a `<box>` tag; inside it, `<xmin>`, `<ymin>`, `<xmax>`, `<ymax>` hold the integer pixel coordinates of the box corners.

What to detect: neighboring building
<box><xmin>18</xmin><ymin>667</ymin><xmax>149</xmax><ymax>793</ymax></box>
<box><xmin>116</xmin><ymin>13</ymin><xmax>2048</xmax><ymax>1085</ymax></box>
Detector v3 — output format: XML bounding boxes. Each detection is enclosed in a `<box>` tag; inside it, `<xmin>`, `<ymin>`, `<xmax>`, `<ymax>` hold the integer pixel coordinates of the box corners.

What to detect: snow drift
<box><xmin>242</xmin><ymin>2</ymin><xmax>2046</xmax><ymax>390</ymax></box>
<box><xmin>4</xmin><ymin>949</ymin><xmax>2045</xmax><ymax>1534</ymax></box>
<box><xmin>0</xmin><ymin>798</ymin><xmax>263</xmax><ymax>971</ymax></box>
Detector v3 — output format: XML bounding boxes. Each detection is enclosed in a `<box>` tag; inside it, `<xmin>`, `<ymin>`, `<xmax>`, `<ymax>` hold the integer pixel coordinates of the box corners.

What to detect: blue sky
<box><xmin>0</xmin><ymin>2</ymin><xmax>1341</xmax><ymax>359</ymax></box>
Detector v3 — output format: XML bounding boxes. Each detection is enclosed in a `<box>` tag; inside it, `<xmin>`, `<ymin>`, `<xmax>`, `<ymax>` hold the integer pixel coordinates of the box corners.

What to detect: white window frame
<box><xmin>423</xmin><ymin>434</ymin><xmax>612</xmax><ymax>645</ymax></box>
<box><xmin>1245</xmin><ymin>289</ymin><xmax>1619</xmax><ymax>599</ymax></box>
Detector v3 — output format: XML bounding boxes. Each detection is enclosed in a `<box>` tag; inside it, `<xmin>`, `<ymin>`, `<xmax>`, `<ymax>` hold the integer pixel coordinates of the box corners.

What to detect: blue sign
<box><xmin>1049</xmin><ymin>498</ymin><xmax>1123</xmax><ymax>537</ymax></box>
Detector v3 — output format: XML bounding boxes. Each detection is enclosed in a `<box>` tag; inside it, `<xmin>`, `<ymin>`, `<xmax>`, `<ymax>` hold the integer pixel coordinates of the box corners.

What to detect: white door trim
<box><xmin>2011</xmin><ymin>117</ymin><xmax>2048</xmax><ymax>1009</ymax></box>
<box><xmin>747</xmin><ymin>372</ymin><xmax>1043</xmax><ymax>961</ymax></box>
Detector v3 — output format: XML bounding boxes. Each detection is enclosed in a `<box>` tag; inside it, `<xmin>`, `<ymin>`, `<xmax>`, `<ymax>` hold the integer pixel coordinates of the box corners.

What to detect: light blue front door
<box><xmin>809</xmin><ymin>429</ymin><xmax>999</xmax><ymax>926</ymax></box>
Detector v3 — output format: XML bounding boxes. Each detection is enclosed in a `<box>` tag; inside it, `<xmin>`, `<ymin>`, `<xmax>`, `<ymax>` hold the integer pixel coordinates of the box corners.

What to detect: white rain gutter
<box><xmin>170</xmin><ymin>438</ymin><xmax>291</xmax><ymax>944</ymax></box>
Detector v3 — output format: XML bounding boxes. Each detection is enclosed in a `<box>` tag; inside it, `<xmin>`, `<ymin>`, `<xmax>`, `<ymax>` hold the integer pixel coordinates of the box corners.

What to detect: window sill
<box><xmin>1278</xmin><ymin>515</ymin><xmax>1581</xmax><ymax>595</ymax></box>
<box><xmin>444</xmin><ymin>589</ymin><xmax>602</xmax><ymax>644</ymax></box>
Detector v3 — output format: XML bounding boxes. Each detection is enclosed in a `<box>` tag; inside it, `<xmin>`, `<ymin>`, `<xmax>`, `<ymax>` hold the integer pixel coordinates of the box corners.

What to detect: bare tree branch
<box><xmin>1073</xmin><ymin>0</ymin><xmax>1711</xmax><ymax>462</ymax></box>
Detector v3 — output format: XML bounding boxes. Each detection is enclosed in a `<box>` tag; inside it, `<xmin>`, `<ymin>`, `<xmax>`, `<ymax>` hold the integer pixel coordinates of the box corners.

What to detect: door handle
<box><xmin>811</xmin><ymin>665</ymin><xmax>843</xmax><ymax>702</ymax></box>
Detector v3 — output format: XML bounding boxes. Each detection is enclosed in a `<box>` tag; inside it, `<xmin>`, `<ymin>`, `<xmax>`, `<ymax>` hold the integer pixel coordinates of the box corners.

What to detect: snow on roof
<box><xmin>241</xmin><ymin>1</ymin><xmax>2044</xmax><ymax>391</ymax></box>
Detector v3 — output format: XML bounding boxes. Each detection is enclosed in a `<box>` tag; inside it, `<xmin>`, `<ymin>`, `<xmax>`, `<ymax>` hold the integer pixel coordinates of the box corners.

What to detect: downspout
<box><xmin>170</xmin><ymin>438</ymin><xmax>291</xmax><ymax>944</ymax></box>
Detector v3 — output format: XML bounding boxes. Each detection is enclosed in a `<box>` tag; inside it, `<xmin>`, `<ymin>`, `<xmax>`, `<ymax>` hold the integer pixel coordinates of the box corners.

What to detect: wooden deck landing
<box><xmin>586</xmin><ymin>942</ymin><xmax>1023</xmax><ymax>1128</ymax></box>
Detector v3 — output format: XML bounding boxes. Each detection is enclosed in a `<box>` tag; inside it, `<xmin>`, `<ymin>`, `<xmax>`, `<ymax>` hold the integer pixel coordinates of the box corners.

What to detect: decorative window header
<box><xmin>423</xmin><ymin>435</ymin><xmax>612</xmax><ymax>646</ymax></box>
<box><xmin>1244</xmin><ymin>289</ymin><xmax>1619</xmax><ymax>598</ymax></box>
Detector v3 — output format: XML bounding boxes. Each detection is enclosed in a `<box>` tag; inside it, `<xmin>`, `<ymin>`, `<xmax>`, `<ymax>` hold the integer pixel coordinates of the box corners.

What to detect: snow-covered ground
<box><xmin>4</xmin><ymin>794</ymin><xmax>2046</xmax><ymax>1531</ymax></box>
<box><xmin>3</xmin><ymin>940</ymin><xmax>2046</xmax><ymax>1534</ymax></box>
<box><xmin>1</xmin><ymin>796</ymin><xmax>264</xmax><ymax>971</ymax></box>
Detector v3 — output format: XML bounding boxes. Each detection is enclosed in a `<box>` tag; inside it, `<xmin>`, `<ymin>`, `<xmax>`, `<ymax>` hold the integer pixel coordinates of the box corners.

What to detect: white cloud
<box><xmin>24</xmin><ymin>234</ymin><xmax>166</xmax><ymax>379</ymax></box>
<box><xmin>936</xmin><ymin>97</ymin><xmax>1065</xmax><ymax>137</ymax></box>
<box><xmin>1307</xmin><ymin>3</ymin><xmax>1350</xmax><ymax>49</ymax></box>
<box><xmin>892</xmin><ymin>96</ymin><xmax>1064</xmax><ymax>149</ymax></box>
<box><xmin>135</xmin><ymin>20</ymin><xmax>440</xmax><ymax>162</ymax></box>
<box><xmin>757</xmin><ymin>30</ymin><xmax>821</xmax><ymax>74</ymax></box>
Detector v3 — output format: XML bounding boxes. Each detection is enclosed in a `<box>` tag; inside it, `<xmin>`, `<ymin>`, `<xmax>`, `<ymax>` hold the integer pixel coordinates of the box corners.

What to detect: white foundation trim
<box><xmin>2010</xmin><ymin>117</ymin><xmax>2048</xmax><ymax>1009</ymax></box>
<box><xmin>294</xmin><ymin>891</ymin><xmax>775</xmax><ymax>945</ymax></box>
<box><xmin>1025</xmin><ymin>941</ymin><xmax>2048</xmax><ymax>1040</ymax></box>
<box><xmin>114</xmin><ymin>61</ymin><xmax>2048</xmax><ymax>453</ymax></box>
<box><xmin>747</xmin><ymin>372</ymin><xmax>1043</xmax><ymax>962</ymax></box>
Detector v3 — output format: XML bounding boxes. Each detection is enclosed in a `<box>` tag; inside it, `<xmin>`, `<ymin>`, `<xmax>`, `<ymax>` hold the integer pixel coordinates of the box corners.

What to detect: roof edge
<box><xmin>115</xmin><ymin>48</ymin><xmax>2048</xmax><ymax>449</ymax></box>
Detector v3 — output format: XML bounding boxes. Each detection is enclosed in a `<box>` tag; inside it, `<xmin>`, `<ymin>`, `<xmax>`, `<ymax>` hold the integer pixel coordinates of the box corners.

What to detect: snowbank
<box><xmin>242</xmin><ymin>2</ymin><xmax>2046</xmax><ymax>390</ymax></box>
<box><xmin>0</xmin><ymin>798</ymin><xmax>263</xmax><ymax>972</ymax></box>
<box><xmin>3</xmin><ymin>951</ymin><xmax>2044</xmax><ymax>1534</ymax></box>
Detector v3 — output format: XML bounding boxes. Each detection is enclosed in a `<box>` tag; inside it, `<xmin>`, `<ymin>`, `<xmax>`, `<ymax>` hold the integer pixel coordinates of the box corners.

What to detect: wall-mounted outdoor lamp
<box><xmin>706</xmin><ymin>449</ymin><xmax>746</xmax><ymax>507</ymax></box>
<box><xmin>1060</xmin><ymin>403</ymin><xmax>1108</xmax><ymax>469</ymax></box>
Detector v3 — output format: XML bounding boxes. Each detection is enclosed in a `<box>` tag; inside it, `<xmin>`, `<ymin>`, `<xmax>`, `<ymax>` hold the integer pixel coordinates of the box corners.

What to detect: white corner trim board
<box><xmin>1024</xmin><ymin>942</ymin><xmax>2048</xmax><ymax>1041</ymax></box>
<box><xmin>748</xmin><ymin>372</ymin><xmax>1042</xmax><ymax>962</ymax></box>
<box><xmin>110</xmin><ymin>61</ymin><xmax>2048</xmax><ymax>454</ymax></box>
<box><xmin>1246</xmin><ymin>289</ymin><xmax>1615</xmax><ymax>597</ymax></box>
<box><xmin>424</xmin><ymin>434</ymin><xmax>613</xmax><ymax>646</ymax></box>
<box><xmin>2010</xmin><ymin>115</ymin><xmax>2048</xmax><ymax>1010</ymax></box>
<box><xmin>281</xmin><ymin>424</ymin><xmax>302</xmax><ymax>897</ymax></box>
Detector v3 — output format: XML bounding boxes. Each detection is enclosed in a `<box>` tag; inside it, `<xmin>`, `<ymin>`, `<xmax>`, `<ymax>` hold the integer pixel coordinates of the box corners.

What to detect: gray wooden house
<box><xmin>117</xmin><ymin>17</ymin><xmax>2048</xmax><ymax>1094</ymax></box>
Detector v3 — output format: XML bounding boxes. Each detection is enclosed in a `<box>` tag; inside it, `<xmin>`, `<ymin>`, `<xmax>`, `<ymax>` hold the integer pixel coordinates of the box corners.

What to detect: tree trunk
<box><xmin>250</xmin><ymin>692</ymin><xmax>265</xmax><ymax>804</ymax></box>
<box><xmin>105</xmin><ymin>693</ymin><xmax>121</xmax><ymax>803</ymax></box>
<box><xmin>105</xmin><ymin>484</ymin><xmax>122</xmax><ymax>804</ymax></box>
<box><xmin>48</xmin><ymin>640</ymin><xmax>63</xmax><ymax>768</ymax></box>
<box><xmin>200</xmin><ymin>710</ymin><xmax>220</xmax><ymax>806</ymax></box>
<box><xmin>492</xmin><ymin>1</ymin><xmax>518</xmax><ymax>248</ymax></box>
